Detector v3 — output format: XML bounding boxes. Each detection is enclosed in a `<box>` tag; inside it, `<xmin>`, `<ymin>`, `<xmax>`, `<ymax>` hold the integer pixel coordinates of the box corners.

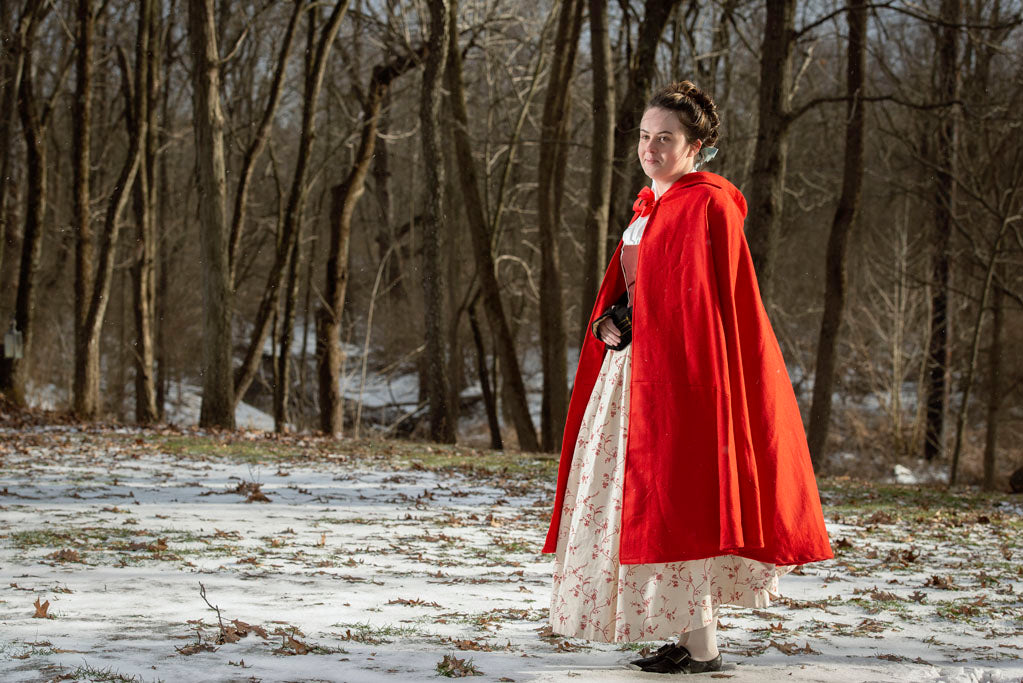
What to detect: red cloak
<box><xmin>542</xmin><ymin>172</ymin><xmax>833</xmax><ymax>566</ymax></box>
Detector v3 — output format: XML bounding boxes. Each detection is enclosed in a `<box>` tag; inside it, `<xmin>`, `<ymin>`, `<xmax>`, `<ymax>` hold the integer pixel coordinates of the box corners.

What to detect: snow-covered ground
<box><xmin>1</xmin><ymin>426</ymin><xmax>1021</xmax><ymax>682</ymax></box>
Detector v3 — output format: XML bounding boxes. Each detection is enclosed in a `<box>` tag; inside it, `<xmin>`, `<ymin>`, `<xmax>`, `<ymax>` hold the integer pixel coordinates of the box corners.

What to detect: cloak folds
<box><xmin>542</xmin><ymin>172</ymin><xmax>832</xmax><ymax>566</ymax></box>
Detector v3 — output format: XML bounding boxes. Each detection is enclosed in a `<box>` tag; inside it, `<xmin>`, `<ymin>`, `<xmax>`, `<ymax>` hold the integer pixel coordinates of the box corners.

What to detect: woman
<box><xmin>543</xmin><ymin>82</ymin><xmax>832</xmax><ymax>675</ymax></box>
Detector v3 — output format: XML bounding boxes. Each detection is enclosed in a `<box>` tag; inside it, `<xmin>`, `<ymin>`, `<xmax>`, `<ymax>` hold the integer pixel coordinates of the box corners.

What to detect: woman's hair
<box><xmin>646</xmin><ymin>81</ymin><xmax>720</xmax><ymax>148</ymax></box>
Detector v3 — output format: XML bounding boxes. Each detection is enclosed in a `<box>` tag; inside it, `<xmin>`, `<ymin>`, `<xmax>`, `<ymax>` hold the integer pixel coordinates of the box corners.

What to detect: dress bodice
<box><xmin>621</xmin><ymin>245</ymin><xmax>638</xmax><ymax>306</ymax></box>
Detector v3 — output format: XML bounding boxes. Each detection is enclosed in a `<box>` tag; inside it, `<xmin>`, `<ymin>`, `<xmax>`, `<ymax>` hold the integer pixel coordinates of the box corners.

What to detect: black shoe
<box><xmin>639</xmin><ymin>645</ymin><xmax>723</xmax><ymax>674</ymax></box>
<box><xmin>628</xmin><ymin>642</ymin><xmax>680</xmax><ymax>669</ymax></box>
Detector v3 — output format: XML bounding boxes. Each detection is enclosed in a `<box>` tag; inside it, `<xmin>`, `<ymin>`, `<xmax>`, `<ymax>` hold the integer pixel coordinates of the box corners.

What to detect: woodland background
<box><xmin>0</xmin><ymin>0</ymin><xmax>1021</xmax><ymax>489</ymax></box>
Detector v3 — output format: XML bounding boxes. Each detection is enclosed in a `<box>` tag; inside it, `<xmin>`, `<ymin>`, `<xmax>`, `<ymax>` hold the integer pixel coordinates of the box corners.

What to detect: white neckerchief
<box><xmin>621</xmin><ymin>170</ymin><xmax>693</xmax><ymax>245</ymax></box>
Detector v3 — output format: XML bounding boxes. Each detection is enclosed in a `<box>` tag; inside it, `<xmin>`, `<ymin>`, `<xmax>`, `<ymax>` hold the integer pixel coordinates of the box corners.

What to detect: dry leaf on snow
<box><xmin>32</xmin><ymin>597</ymin><xmax>50</xmax><ymax>618</ymax></box>
<box><xmin>768</xmin><ymin>640</ymin><xmax>820</xmax><ymax>655</ymax></box>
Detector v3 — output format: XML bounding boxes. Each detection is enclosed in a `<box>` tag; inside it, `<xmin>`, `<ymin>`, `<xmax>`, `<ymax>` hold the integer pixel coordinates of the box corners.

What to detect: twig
<box><xmin>198</xmin><ymin>582</ymin><xmax>225</xmax><ymax>635</ymax></box>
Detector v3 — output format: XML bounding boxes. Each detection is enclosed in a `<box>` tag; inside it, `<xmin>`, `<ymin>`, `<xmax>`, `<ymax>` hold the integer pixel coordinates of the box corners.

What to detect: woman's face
<box><xmin>637</xmin><ymin>107</ymin><xmax>701</xmax><ymax>189</ymax></box>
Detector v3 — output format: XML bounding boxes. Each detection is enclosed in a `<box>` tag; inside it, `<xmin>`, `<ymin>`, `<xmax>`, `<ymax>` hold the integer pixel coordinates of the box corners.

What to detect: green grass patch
<box><xmin>136</xmin><ymin>432</ymin><xmax>559</xmax><ymax>479</ymax></box>
<box><xmin>331</xmin><ymin>621</ymin><xmax>424</xmax><ymax>644</ymax></box>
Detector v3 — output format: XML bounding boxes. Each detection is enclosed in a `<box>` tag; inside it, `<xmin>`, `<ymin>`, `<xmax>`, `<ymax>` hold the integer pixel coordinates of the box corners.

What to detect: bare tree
<box><xmin>807</xmin><ymin>0</ymin><xmax>866</xmax><ymax>467</ymax></box>
<box><xmin>745</xmin><ymin>0</ymin><xmax>796</xmax><ymax>303</ymax></box>
<box><xmin>228</xmin><ymin>0</ymin><xmax>304</xmax><ymax>287</ymax></box>
<box><xmin>232</xmin><ymin>0</ymin><xmax>349</xmax><ymax>426</ymax></box>
<box><xmin>318</xmin><ymin>49</ymin><xmax>420</xmax><ymax>435</ymax></box>
<box><xmin>444</xmin><ymin>0</ymin><xmax>539</xmax><ymax>451</ymax></box>
<box><xmin>922</xmin><ymin>0</ymin><xmax>963</xmax><ymax>461</ymax></box>
<box><xmin>578</xmin><ymin>0</ymin><xmax>614</xmax><ymax>340</ymax></box>
<box><xmin>274</xmin><ymin>1</ymin><xmax>348</xmax><ymax>432</ymax></box>
<box><xmin>608</xmin><ymin>0</ymin><xmax>683</xmax><ymax>232</ymax></box>
<box><xmin>0</xmin><ymin>0</ymin><xmax>27</xmax><ymax>289</ymax></box>
<box><xmin>421</xmin><ymin>0</ymin><xmax>456</xmax><ymax>442</ymax></box>
<box><xmin>131</xmin><ymin>0</ymin><xmax>159</xmax><ymax>424</ymax></box>
<box><xmin>537</xmin><ymin>0</ymin><xmax>584</xmax><ymax>452</ymax></box>
<box><xmin>0</xmin><ymin>2</ymin><xmax>63</xmax><ymax>405</ymax></box>
<box><xmin>72</xmin><ymin>0</ymin><xmax>97</xmax><ymax>417</ymax></box>
<box><xmin>188</xmin><ymin>0</ymin><xmax>235</xmax><ymax>428</ymax></box>
<box><xmin>983</xmin><ymin>266</ymin><xmax>1005</xmax><ymax>489</ymax></box>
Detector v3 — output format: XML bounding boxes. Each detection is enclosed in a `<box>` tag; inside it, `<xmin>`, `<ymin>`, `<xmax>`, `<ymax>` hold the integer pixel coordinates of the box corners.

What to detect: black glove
<box><xmin>591</xmin><ymin>291</ymin><xmax>632</xmax><ymax>351</ymax></box>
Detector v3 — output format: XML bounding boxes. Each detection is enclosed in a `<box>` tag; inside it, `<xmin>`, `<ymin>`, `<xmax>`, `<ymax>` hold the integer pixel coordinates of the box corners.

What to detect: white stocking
<box><xmin>677</xmin><ymin>614</ymin><xmax>719</xmax><ymax>661</ymax></box>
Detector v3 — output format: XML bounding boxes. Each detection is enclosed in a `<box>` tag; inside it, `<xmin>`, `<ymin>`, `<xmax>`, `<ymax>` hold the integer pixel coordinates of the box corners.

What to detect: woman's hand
<box><xmin>597</xmin><ymin>318</ymin><xmax>623</xmax><ymax>347</ymax></box>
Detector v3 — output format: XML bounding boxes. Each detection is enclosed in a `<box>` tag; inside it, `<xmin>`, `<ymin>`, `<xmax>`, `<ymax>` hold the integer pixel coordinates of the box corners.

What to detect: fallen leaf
<box><xmin>436</xmin><ymin>653</ymin><xmax>483</xmax><ymax>677</ymax></box>
<box><xmin>32</xmin><ymin>597</ymin><xmax>50</xmax><ymax>618</ymax></box>
<box><xmin>924</xmin><ymin>575</ymin><xmax>956</xmax><ymax>589</ymax></box>
<box><xmin>176</xmin><ymin>641</ymin><xmax>218</xmax><ymax>655</ymax></box>
<box><xmin>768</xmin><ymin>640</ymin><xmax>819</xmax><ymax>655</ymax></box>
<box><xmin>46</xmin><ymin>549</ymin><xmax>82</xmax><ymax>563</ymax></box>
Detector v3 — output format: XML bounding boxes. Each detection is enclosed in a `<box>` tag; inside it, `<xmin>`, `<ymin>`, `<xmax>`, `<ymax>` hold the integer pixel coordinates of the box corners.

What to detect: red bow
<box><xmin>632</xmin><ymin>186</ymin><xmax>655</xmax><ymax>217</ymax></box>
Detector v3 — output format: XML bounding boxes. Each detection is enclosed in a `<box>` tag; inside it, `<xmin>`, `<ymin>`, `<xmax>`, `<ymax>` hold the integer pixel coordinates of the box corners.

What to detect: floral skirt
<box><xmin>550</xmin><ymin>346</ymin><xmax>792</xmax><ymax>643</ymax></box>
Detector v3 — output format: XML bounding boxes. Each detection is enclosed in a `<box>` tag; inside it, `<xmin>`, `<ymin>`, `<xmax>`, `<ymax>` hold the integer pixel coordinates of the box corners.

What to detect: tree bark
<box><xmin>807</xmin><ymin>0</ymin><xmax>866</xmax><ymax>468</ymax></box>
<box><xmin>745</xmin><ymin>0</ymin><xmax>796</xmax><ymax>304</ymax></box>
<box><xmin>72</xmin><ymin>0</ymin><xmax>98</xmax><ymax>417</ymax></box>
<box><xmin>608</xmin><ymin>0</ymin><xmax>684</xmax><ymax>234</ymax></box>
<box><xmin>949</xmin><ymin>219</ymin><xmax>1011</xmax><ymax>485</ymax></box>
<box><xmin>233</xmin><ymin>0</ymin><xmax>349</xmax><ymax>414</ymax></box>
<box><xmin>578</xmin><ymin>0</ymin><xmax>615</xmax><ymax>341</ymax></box>
<box><xmin>923</xmin><ymin>0</ymin><xmax>962</xmax><ymax>461</ymax></box>
<box><xmin>444</xmin><ymin>0</ymin><xmax>539</xmax><ymax>451</ymax></box>
<box><xmin>420</xmin><ymin>0</ymin><xmax>456</xmax><ymax>443</ymax></box>
<box><xmin>76</xmin><ymin>41</ymin><xmax>144</xmax><ymax>421</ymax></box>
<box><xmin>131</xmin><ymin>0</ymin><xmax>158</xmax><ymax>424</ymax></box>
<box><xmin>469</xmin><ymin>297</ymin><xmax>502</xmax><ymax>450</ymax></box>
<box><xmin>155</xmin><ymin>20</ymin><xmax>173</xmax><ymax>421</ymax></box>
<box><xmin>228</xmin><ymin>0</ymin><xmax>303</xmax><ymax>289</ymax></box>
<box><xmin>537</xmin><ymin>0</ymin><xmax>584</xmax><ymax>451</ymax></box>
<box><xmin>0</xmin><ymin>1</ymin><xmax>28</xmax><ymax>293</ymax></box>
<box><xmin>317</xmin><ymin>51</ymin><xmax>421</xmax><ymax>436</ymax></box>
<box><xmin>187</xmin><ymin>0</ymin><xmax>235</xmax><ymax>428</ymax></box>
<box><xmin>273</xmin><ymin>2</ymin><xmax>348</xmax><ymax>432</ymax></box>
<box><xmin>982</xmin><ymin>271</ymin><xmax>1003</xmax><ymax>490</ymax></box>
<box><xmin>0</xmin><ymin>3</ymin><xmax>50</xmax><ymax>404</ymax></box>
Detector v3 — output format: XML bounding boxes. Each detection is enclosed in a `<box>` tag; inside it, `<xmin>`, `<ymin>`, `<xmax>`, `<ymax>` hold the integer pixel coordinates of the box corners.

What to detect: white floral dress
<box><xmin>549</xmin><ymin>345</ymin><xmax>792</xmax><ymax>644</ymax></box>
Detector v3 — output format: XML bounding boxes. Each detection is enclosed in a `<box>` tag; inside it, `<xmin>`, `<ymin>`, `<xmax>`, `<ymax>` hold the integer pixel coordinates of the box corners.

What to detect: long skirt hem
<box><xmin>549</xmin><ymin>346</ymin><xmax>792</xmax><ymax>644</ymax></box>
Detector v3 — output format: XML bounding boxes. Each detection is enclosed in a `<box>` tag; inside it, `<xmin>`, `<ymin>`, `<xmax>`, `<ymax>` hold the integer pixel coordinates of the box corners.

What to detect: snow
<box><xmin>163</xmin><ymin>382</ymin><xmax>276</xmax><ymax>431</ymax></box>
<box><xmin>1</xmin><ymin>426</ymin><xmax>1022</xmax><ymax>682</ymax></box>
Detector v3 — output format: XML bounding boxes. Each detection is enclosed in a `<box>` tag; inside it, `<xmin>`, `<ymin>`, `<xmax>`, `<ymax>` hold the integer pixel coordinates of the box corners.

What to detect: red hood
<box><xmin>661</xmin><ymin>171</ymin><xmax>748</xmax><ymax>219</ymax></box>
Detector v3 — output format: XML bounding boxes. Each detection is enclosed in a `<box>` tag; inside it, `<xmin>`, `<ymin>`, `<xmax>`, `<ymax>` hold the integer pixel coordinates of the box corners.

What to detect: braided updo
<box><xmin>646</xmin><ymin>81</ymin><xmax>720</xmax><ymax>149</ymax></box>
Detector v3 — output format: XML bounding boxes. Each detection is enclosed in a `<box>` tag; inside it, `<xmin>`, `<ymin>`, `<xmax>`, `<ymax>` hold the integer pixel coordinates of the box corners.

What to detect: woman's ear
<box><xmin>690</xmin><ymin>139</ymin><xmax>703</xmax><ymax>159</ymax></box>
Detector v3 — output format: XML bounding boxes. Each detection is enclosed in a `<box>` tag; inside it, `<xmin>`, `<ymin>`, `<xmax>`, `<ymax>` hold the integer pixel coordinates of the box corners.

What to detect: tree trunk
<box><xmin>949</xmin><ymin>219</ymin><xmax>1010</xmax><ymax>485</ymax></box>
<box><xmin>318</xmin><ymin>51</ymin><xmax>420</xmax><ymax>436</ymax></box>
<box><xmin>444</xmin><ymin>0</ymin><xmax>539</xmax><ymax>451</ymax></box>
<box><xmin>72</xmin><ymin>0</ymin><xmax>98</xmax><ymax>417</ymax></box>
<box><xmin>233</xmin><ymin>0</ymin><xmax>349</xmax><ymax>412</ymax></box>
<box><xmin>608</xmin><ymin>0</ymin><xmax>684</xmax><ymax>234</ymax></box>
<box><xmin>537</xmin><ymin>0</ymin><xmax>584</xmax><ymax>451</ymax></box>
<box><xmin>155</xmin><ymin>13</ymin><xmax>173</xmax><ymax>421</ymax></box>
<box><xmin>275</xmin><ymin>228</ymin><xmax>301</xmax><ymax>432</ymax></box>
<box><xmin>0</xmin><ymin>2</ymin><xmax>28</xmax><ymax>296</ymax></box>
<box><xmin>0</xmin><ymin>4</ymin><xmax>49</xmax><ymax>404</ymax></box>
<box><xmin>273</xmin><ymin>3</ymin><xmax>349</xmax><ymax>432</ymax></box>
<box><xmin>187</xmin><ymin>0</ymin><xmax>235</xmax><ymax>428</ymax></box>
<box><xmin>744</xmin><ymin>0</ymin><xmax>796</xmax><ymax>304</ymax></box>
<box><xmin>131</xmin><ymin>0</ymin><xmax>158</xmax><ymax>424</ymax></box>
<box><xmin>469</xmin><ymin>297</ymin><xmax>502</xmax><ymax>450</ymax></box>
<box><xmin>420</xmin><ymin>0</ymin><xmax>456</xmax><ymax>443</ymax></box>
<box><xmin>77</xmin><ymin>40</ymin><xmax>144</xmax><ymax>420</ymax></box>
<box><xmin>982</xmin><ymin>270</ymin><xmax>1003</xmax><ymax>490</ymax></box>
<box><xmin>228</xmin><ymin>0</ymin><xmax>303</xmax><ymax>289</ymax></box>
<box><xmin>370</xmin><ymin>93</ymin><xmax>407</xmax><ymax>304</ymax></box>
<box><xmin>923</xmin><ymin>0</ymin><xmax>962</xmax><ymax>461</ymax></box>
<box><xmin>578</xmin><ymin>0</ymin><xmax>614</xmax><ymax>341</ymax></box>
<box><xmin>806</xmin><ymin>0</ymin><xmax>866</xmax><ymax>468</ymax></box>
